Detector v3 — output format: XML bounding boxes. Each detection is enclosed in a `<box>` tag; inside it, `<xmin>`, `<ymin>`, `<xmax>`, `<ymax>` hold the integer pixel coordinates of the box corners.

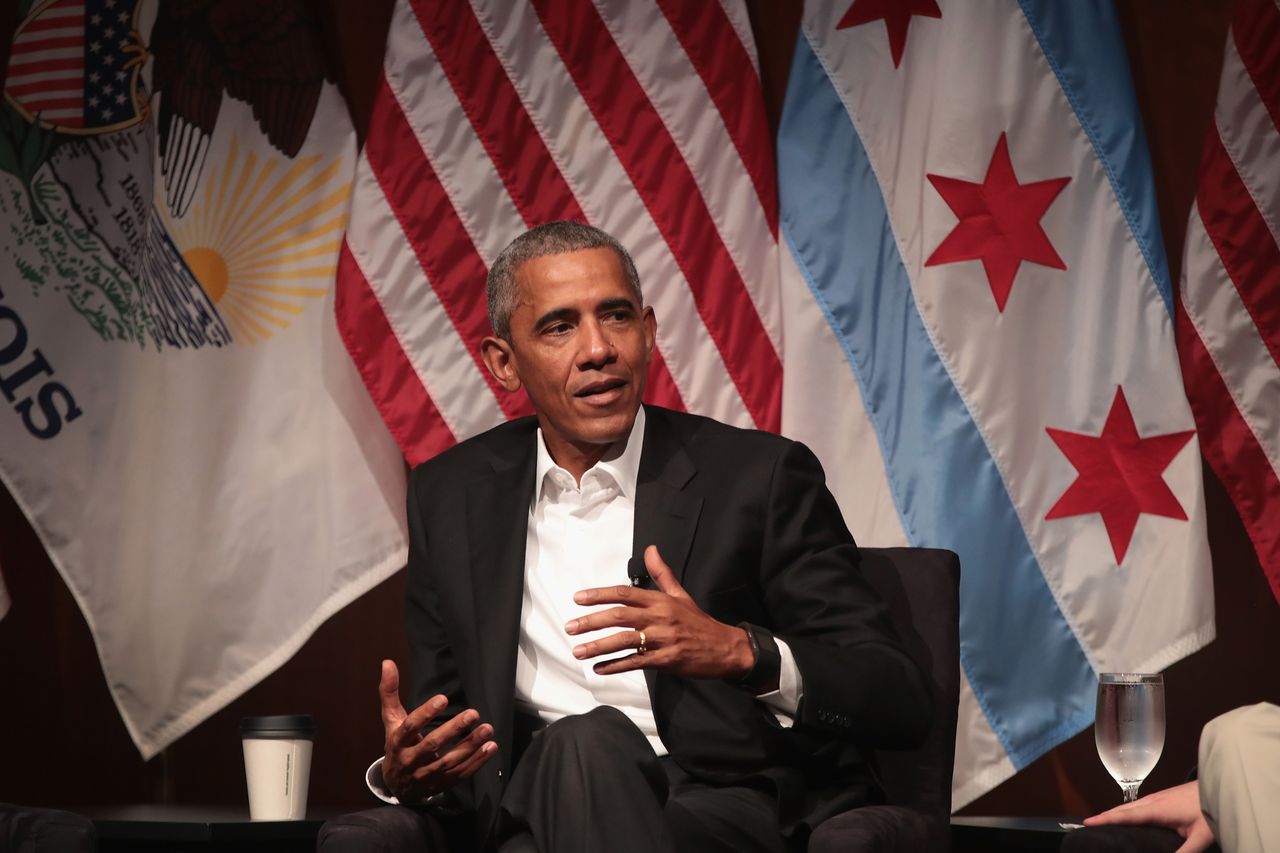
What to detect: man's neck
<box><xmin>537</xmin><ymin>407</ymin><xmax>645</xmax><ymax>487</ymax></box>
<box><xmin>544</xmin><ymin>438</ymin><xmax>611</xmax><ymax>485</ymax></box>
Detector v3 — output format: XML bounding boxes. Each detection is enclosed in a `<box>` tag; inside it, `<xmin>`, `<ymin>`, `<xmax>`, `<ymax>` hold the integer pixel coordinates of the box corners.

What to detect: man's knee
<box><xmin>1200</xmin><ymin>702</ymin><xmax>1280</xmax><ymax>768</ymax></box>
<box><xmin>537</xmin><ymin>706</ymin><xmax>648</xmax><ymax>757</ymax></box>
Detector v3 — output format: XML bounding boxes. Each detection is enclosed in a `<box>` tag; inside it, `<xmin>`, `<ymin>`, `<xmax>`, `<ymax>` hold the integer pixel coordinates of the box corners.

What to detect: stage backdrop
<box><xmin>1</xmin><ymin>0</ymin><xmax>1276</xmax><ymax>819</ymax></box>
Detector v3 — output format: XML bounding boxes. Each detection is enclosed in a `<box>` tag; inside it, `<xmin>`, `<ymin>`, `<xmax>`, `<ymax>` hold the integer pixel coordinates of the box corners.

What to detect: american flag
<box><xmin>336</xmin><ymin>0</ymin><xmax>781</xmax><ymax>465</ymax></box>
<box><xmin>5</xmin><ymin>0</ymin><xmax>142</xmax><ymax>131</ymax></box>
<box><xmin>1177</xmin><ymin>0</ymin><xmax>1280</xmax><ymax>604</ymax></box>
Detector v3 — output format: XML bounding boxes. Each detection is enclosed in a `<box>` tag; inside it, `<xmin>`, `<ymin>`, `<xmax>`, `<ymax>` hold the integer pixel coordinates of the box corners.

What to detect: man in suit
<box><xmin>371</xmin><ymin>222</ymin><xmax>932</xmax><ymax>852</ymax></box>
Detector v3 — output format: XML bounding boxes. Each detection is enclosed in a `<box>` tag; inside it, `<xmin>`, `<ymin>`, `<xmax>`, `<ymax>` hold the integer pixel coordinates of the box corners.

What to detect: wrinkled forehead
<box><xmin>512</xmin><ymin>247</ymin><xmax>634</xmax><ymax>307</ymax></box>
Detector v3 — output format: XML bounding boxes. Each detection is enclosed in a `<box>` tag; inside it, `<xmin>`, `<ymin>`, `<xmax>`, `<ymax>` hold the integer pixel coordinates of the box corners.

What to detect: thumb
<box><xmin>379</xmin><ymin>659</ymin><xmax>406</xmax><ymax>725</ymax></box>
<box><xmin>1175</xmin><ymin>821</ymin><xmax>1215</xmax><ymax>853</ymax></box>
<box><xmin>645</xmin><ymin>545</ymin><xmax>687</xmax><ymax>599</ymax></box>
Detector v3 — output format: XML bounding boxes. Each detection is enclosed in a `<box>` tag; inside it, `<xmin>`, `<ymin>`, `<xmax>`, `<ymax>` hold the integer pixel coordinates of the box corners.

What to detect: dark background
<box><xmin>2</xmin><ymin>0</ymin><xmax>1277</xmax><ymax>819</ymax></box>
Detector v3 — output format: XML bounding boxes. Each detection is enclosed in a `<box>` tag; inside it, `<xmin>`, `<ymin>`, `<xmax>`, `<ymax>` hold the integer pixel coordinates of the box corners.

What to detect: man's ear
<box><xmin>642</xmin><ymin>306</ymin><xmax>657</xmax><ymax>362</ymax></box>
<box><xmin>481</xmin><ymin>335</ymin><xmax>522</xmax><ymax>392</ymax></box>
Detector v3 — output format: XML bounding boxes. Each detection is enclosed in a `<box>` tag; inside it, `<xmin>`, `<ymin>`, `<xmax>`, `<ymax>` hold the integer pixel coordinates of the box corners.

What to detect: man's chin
<box><xmin>571</xmin><ymin>403</ymin><xmax>639</xmax><ymax>443</ymax></box>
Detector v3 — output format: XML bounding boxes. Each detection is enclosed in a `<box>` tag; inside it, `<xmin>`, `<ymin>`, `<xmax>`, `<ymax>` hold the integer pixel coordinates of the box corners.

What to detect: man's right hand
<box><xmin>379</xmin><ymin>660</ymin><xmax>497</xmax><ymax>803</ymax></box>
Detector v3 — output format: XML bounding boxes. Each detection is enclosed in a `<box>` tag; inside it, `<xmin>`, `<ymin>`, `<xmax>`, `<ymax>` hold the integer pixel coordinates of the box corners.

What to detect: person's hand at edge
<box><xmin>1083</xmin><ymin>781</ymin><xmax>1214</xmax><ymax>853</ymax></box>
<box><xmin>379</xmin><ymin>660</ymin><xmax>496</xmax><ymax>803</ymax></box>
<box><xmin>565</xmin><ymin>544</ymin><xmax>755</xmax><ymax>680</ymax></box>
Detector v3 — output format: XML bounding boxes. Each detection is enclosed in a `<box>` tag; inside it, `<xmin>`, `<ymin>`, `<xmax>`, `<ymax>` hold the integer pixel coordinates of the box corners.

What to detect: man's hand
<box><xmin>565</xmin><ymin>545</ymin><xmax>755</xmax><ymax>680</ymax></box>
<box><xmin>1083</xmin><ymin>781</ymin><xmax>1214</xmax><ymax>853</ymax></box>
<box><xmin>379</xmin><ymin>660</ymin><xmax>496</xmax><ymax>803</ymax></box>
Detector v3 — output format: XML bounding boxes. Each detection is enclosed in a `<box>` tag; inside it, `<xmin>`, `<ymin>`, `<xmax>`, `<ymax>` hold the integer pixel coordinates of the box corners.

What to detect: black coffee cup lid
<box><xmin>240</xmin><ymin>714</ymin><xmax>315</xmax><ymax>739</ymax></box>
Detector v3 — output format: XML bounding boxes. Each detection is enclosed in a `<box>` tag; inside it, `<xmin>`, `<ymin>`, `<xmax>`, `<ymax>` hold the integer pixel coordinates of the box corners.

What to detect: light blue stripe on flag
<box><xmin>777</xmin><ymin>35</ymin><xmax>1096</xmax><ymax>769</ymax></box>
<box><xmin>1018</xmin><ymin>0</ymin><xmax>1173</xmax><ymax>314</ymax></box>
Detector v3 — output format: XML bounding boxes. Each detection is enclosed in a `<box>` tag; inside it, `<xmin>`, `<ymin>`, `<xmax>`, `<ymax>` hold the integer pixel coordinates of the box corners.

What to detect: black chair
<box><xmin>0</xmin><ymin>803</ymin><xmax>97</xmax><ymax>853</ymax></box>
<box><xmin>320</xmin><ymin>547</ymin><xmax>961</xmax><ymax>853</ymax></box>
<box><xmin>807</xmin><ymin>546</ymin><xmax>960</xmax><ymax>853</ymax></box>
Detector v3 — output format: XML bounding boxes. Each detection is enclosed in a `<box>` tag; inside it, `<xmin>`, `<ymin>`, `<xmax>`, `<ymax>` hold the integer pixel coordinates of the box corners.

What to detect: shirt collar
<box><xmin>534</xmin><ymin>406</ymin><xmax>646</xmax><ymax>502</ymax></box>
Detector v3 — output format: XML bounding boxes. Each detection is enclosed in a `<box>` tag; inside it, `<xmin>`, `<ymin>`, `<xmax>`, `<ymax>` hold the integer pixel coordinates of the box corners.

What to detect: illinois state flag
<box><xmin>0</xmin><ymin>0</ymin><xmax>405</xmax><ymax>756</ymax></box>
<box><xmin>777</xmin><ymin>1</ymin><xmax>1215</xmax><ymax>806</ymax></box>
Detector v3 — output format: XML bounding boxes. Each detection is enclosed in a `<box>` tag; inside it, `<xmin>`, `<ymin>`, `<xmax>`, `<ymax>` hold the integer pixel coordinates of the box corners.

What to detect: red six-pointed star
<box><xmin>1045</xmin><ymin>386</ymin><xmax>1195</xmax><ymax>565</ymax></box>
<box><xmin>836</xmin><ymin>0</ymin><xmax>941</xmax><ymax>68</ymax></box>
<box><xmin>925</xmin><ymin>132</ymin><xmax>1071</xmax><ymax>312</ymax></box>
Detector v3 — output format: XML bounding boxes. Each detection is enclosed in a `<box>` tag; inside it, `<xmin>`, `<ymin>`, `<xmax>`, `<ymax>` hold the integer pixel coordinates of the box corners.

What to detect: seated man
<box><xmin>1083</xmin><ymin>702</ymin><xmax>1280</xmax><ymax>853</ymax></box>
<box><xmin>368</xmin><ymin>221</ymin><xmax>932</xmax><ymax>852</ymax></box>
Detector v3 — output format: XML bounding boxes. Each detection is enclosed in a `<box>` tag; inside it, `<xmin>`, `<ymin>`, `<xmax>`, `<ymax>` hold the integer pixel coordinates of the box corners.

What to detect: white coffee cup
<box><xmin>240</xmin><ymin>715</ymin><xmax>315</xmax><ymax>820</ymax></box>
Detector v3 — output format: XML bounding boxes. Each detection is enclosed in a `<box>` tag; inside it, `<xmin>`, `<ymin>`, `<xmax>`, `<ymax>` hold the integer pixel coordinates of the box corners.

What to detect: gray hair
<box><xmin>486</xmin><ymin>221</ymin><xmax>643</xmax><ymax>340</ymax></box>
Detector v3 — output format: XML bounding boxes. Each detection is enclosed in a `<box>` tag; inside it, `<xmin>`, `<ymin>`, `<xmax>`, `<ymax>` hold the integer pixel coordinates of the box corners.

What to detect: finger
<box><xmin>592</xmin><ymin>651</ymin><xmax>654</xmax><ymax>675</ymax></box>
<box><xmin>393</xmin><ymin>694</ymin><xmax>449</xmax><ymax>748</ymax></box>
<box><xmin>1083</xmin><ymin>805</ymin><xmax>1145</xmax><ymax>827</ymax></box>
<box><xmin>573</xmin><ymin>583</ymin><xmax>646</xmax><ymax>607</ymax></box>
<box><xmin>405</xmin><ymin>707</ymin><xmax>480</xmax><ymax>765</ymax></box>
<box><xmin>379</xmin><ymin>660</ymin><xmax>406</xmax><ymax>726</ymax></box>
<box><xmin>1175</xmin><ymin>822</ymin><xmax>1214</xmax><ymax>853</ymax></box>
<box><xmin>572</xmin><ymin>629</ymin><xmax>647</xmax><ymax>660</ymax></box>
<box><xmin>433</xmin><ymin>723</ymin><xmax>495</xmax><ymax>773</ymax></box>
<box><xmin>451</xmin><ymin>739</ymin><xmax>498</xmax><ymax>780</ymax></box>
<box><xmin>645</xmin><ymin>545</ymin><xmax>688</xmax><ymax>599</ymax></box>
<box><xmin>1082</xmin><ymin>793</ymin><xmax>1163</xmax><ymax>825</ymax></box>
<box><xmin>565</xmin><ymin>606</ymin><xmax>644</xmax><ymax>635</ymax></box>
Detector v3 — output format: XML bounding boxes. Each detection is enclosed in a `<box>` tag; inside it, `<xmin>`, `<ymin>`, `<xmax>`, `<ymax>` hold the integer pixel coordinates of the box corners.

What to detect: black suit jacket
<box><xmin>403</xmin><ymin>406</ymin><xmax>931</xmax><ymax>845</ymax></box>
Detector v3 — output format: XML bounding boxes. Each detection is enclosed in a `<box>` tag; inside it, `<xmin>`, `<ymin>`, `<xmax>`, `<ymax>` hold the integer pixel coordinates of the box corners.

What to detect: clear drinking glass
<box><xmin>1095</xmin><ymin>673</ymin><xmax>1165</xmax><ymax>802</ymax></box>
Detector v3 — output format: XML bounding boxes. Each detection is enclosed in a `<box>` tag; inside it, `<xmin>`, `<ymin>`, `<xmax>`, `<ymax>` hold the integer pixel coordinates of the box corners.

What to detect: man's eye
<box><xmin>544</xmin><ymin>323</ymin><xmax>571</xmax><ymax>335</ymax></box>
<box><xmin>604</xmin><ymin>310</ymin><xmax>632</xmax><ymax>322</ymax></box>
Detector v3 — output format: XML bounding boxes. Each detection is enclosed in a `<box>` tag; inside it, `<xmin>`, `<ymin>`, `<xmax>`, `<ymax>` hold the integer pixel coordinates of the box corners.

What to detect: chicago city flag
<box><xmin>0</xmin><ymin>0</ymin><xmax>405</xmax><ymax>756</ymax></box>
<box><xmin>778</xmin><ymin>0</ymin><xmax>1214</xmax><ymax>806</ymax></box>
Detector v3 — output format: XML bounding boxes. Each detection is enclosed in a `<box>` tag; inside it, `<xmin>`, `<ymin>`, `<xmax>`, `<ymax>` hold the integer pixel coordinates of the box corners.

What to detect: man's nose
<box><xmin>577</xmin><ymin>320</ymin><xmax>616</xmax><ymax>368</ymax></box>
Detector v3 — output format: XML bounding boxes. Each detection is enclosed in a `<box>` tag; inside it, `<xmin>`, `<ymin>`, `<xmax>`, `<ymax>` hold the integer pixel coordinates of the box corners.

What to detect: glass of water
<box><xmin>1095</xmin><ymin>673</ymin><xmax>1165</xmax><ymax>802</ymax></box>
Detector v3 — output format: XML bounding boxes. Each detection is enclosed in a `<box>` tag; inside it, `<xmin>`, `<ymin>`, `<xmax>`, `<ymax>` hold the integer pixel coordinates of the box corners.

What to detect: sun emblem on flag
<box><xmin>155</xmin><ymin>133</ymin><xmax>350</xmax><ymax>346</ymax></box>
<box><xmin>0</xmin><ymin>0</ymin><xmax>345</xmax><ymax>351</ymax></box>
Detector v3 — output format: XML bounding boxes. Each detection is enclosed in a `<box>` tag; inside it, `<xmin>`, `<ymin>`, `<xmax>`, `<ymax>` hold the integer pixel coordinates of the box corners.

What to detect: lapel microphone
<box><xmin>627</xmin><ymin>556</ymin><xmax>652</xmax><ymax>589</ymax></box>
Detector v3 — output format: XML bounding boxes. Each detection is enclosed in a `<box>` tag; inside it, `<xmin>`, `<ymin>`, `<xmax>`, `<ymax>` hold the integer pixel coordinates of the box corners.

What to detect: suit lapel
<box><xmin>632</xmin><ymin>409</ymin><xmax>702</xmax><ymax>700</ymax></box>
<box><xmin>467</xmin><ymin>431</ymin><xmax>535</xmax><ymax>775</ymax></box>
<box><xmin>632</xmin><ymin>408</ymin><xmax>702</xmax><ymax>584</ymax></box>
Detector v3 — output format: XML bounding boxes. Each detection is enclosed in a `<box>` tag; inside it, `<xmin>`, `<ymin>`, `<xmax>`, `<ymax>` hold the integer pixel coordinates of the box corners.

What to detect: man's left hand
<box><xmin>566</xmin><ymin>544</ymin><xmax>754</xmax><ymax>680</ymax></box>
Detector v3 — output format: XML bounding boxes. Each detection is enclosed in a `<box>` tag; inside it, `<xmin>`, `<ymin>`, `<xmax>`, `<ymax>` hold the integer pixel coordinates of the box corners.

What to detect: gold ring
<box><xmin>637</xmin><ymin>630</ymin><xmax>648</xmax><ymax>655</ymax></box>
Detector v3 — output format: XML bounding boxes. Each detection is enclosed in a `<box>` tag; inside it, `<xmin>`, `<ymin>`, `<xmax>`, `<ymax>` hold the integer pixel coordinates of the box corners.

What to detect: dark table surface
<box><xmin>951</xmin><ymin>816</ymin><xmax>1077</xmax><ymax>852</ymax></box>
<box><xmin>83</xmin><ymin>804</ymin><xmax>331</xmax><ymax>852</ymax></box>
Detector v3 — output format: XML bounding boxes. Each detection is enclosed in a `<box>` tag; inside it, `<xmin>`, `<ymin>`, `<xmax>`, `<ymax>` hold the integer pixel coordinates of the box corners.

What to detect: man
<box><xmin>370</xmin><ymin>221</ymin><xmax>932</xmax><ymax>852</ymax></box>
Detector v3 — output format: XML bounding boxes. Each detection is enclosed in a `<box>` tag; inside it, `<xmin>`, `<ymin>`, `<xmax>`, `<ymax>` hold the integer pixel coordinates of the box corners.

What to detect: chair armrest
<box><xmin>318</xmin><ymin>805</ymin><xmax>450</xmax><ymax>853</ymax></box>
<box><xmin>1061</xmin><ymin>825</ymin><xmax>1220</xmax><ymax>853</ymax></box>
<box><xmin>808</xmin><ymin>804</ymin><xmax>948</xmax><ymax>853</ymax></box>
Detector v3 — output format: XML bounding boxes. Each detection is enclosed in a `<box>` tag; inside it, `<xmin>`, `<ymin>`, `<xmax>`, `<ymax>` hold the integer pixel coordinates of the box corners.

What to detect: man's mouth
<box><xmin>575</xmin><ymin>378</ymin><xmax>627</xmax><ymax>401</ymax></box>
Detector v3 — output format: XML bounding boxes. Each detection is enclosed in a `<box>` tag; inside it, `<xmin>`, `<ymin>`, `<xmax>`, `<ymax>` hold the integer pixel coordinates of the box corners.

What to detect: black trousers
<box><xmin>495</xmin><ymin>706</ymin><xmax>795</xmax><ymax>853</ymax></box>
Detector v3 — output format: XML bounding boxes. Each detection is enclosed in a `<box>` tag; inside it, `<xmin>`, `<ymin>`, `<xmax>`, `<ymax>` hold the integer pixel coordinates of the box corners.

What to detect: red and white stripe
<box><xmin>1178</xmin><ymin>0</ymin><xmax>1280</xmax><ymax>602</ymax></box>
<box><xmin>337</xmin><ymin>0</ymin><xmax>780</xmax><ymax>465</ymax></box>
<box><xmin>4</xmin><ymin>1</ymin><xmax>85</xmax><ymax>126</ymax></box>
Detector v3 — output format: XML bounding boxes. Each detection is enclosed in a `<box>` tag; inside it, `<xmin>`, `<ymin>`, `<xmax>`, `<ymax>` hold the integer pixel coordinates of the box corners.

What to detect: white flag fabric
<box><xmin>0</xmin><ymin>0</ymin><xmax>406</xmax><ymax>757</ymax></box>
<box><xmin>778</xmin><ymin>0</ymin><xmax>1214</xmax><ymax>807</ymax></box>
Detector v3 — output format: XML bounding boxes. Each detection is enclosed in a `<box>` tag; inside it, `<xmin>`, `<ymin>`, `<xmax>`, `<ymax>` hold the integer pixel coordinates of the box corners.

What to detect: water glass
<box><xmin>1095</xmin><ymin>672</ymin><xmax>1165</xmax><ymax>802</ymax></box>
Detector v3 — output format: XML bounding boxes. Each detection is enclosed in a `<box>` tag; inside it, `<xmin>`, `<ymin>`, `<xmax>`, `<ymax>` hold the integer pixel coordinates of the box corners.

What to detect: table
<box><xmin>952</xmin><ymin>816</ymin><xmax>1074</xmax><ymax>852</ymax></box>
<box><xmin>86</xmin><ymin>804</ymin><xmax>328</xmax><ymax>853</ymax></box>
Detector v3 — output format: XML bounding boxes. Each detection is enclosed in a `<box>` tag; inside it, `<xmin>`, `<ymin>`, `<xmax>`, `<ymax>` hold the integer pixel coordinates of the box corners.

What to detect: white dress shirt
<box><xmin>368</xmin><ymin>407</ymin><xmax>801</xmax><ymax>799</ymax></box>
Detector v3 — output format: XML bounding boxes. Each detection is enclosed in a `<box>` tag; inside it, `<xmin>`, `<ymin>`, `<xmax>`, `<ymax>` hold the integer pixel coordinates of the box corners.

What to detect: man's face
<box><xmin>486</xmin><ymin>247</ymin><xmax>656</xmax><ymax>458</ymax></box>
